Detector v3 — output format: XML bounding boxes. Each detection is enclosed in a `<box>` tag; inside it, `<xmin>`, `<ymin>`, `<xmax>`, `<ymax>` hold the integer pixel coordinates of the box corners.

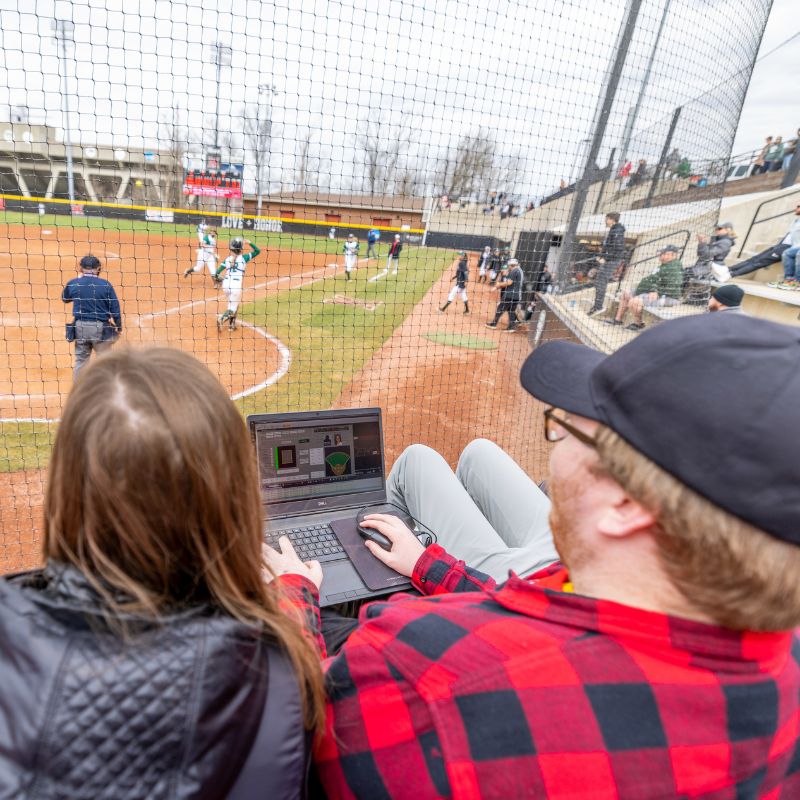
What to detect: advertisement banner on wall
<box><xmin>145</xmin><ymin>209</ymin><xmax>175</xmax><ymax>223</ymax></box>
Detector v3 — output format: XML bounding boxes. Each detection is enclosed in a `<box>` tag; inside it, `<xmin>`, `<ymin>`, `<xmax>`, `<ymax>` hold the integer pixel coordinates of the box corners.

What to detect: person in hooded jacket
<box><xmin>0</xmin><ymin>346</ymin><xmax>324</xmax><ymax>800</ymax></box>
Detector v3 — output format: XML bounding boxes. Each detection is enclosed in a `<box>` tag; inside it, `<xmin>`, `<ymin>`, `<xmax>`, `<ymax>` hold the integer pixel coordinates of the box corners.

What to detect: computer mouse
<box><xmin>356</xmin><ymin>508</ymin><xmax>392</xmax><ymax>551</ymax></box>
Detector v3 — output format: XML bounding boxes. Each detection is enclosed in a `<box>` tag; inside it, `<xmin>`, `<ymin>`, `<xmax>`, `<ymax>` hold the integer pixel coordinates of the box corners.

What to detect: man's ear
<box><xmin>596</xmin><ymin>494</ymin><xmax>657</xmax><ymax>540</ymax></box>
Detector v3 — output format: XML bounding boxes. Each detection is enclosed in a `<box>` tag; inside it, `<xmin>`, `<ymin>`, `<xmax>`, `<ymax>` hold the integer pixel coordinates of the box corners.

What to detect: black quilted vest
<box><xmin>0</xmin><ymin>564</ymin><xmax>308</xmax><ymax>799</ymax></box>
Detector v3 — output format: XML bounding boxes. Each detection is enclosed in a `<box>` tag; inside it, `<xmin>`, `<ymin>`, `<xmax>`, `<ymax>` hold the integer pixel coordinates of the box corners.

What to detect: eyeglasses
<box><xmin>543</xmin><ymin>407</ymin><xmax>597</xmax><ymax>449</ymax></box>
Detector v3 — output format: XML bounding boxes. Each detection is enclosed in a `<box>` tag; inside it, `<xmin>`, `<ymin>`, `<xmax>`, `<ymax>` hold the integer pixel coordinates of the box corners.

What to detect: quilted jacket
<box><xmin>0</xmin><ymin>563</ymin><xmax>308</xmax><ymax>800</ymax></box>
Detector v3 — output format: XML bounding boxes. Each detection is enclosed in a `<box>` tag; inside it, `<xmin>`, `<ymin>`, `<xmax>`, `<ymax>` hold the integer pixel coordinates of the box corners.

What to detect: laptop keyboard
<box><xmin>265</xmin><ymin>523</ymin><xmax>347</xmax><ymax>564</ymax></box>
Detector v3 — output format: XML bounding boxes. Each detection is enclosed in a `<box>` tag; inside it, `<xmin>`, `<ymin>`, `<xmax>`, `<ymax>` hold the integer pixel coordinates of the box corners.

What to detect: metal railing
<box><xmin>737</xmin><ymin>188</ymin><xmax>800</xmax><ymax>257</ymax></box>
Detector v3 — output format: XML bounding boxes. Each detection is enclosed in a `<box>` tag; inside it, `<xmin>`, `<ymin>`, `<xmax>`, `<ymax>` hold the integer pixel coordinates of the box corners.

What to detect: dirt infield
<box><xmin>336</xmin><ymin>267</ymin><xmax>548</xmax><ymax>481</ymax></box>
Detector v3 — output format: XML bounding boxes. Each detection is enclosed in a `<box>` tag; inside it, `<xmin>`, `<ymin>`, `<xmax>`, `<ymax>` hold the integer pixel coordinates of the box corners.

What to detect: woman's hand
<box><xmin>360</xmin><ymin>513</ymin><xmax>427</xmax><ymax>577</ymax></box>
<box><xmin>262</xmin><ymin>537</ymin><xmax>323</xmax><ymax>590</ymax></box>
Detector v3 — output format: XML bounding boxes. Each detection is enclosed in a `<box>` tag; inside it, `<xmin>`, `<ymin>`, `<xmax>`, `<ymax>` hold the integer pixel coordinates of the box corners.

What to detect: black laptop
<box><xmin>248</xmin><ymin>407</ymin><xmax>413</xmax><ymax>606</ymax></box>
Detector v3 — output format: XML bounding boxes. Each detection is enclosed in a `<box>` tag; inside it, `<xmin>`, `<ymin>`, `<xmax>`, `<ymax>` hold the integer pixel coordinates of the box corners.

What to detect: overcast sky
<box><xmin>0</xmin><ymin>0</ymin><xmax>794</xmax><ymax>198</ymax></box>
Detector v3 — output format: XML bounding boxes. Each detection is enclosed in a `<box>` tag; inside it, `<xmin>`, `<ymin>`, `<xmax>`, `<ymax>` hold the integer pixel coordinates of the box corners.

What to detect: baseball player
<box><xmin>343</xmin><ymin>234</ymin><xmax>359</xmax><ymax>280</ymax></box>
<box><xmin>477</xmin><ymin>245</ymin><xmax>492</xmax><ymax>283</ymax></box>
<box><xmin>214</xmin><ymin>238</ymin><xmax>261</xmax><ymax>331</ymax></box>
<box><xmin>439</xmin><ymin>251</ymin><xmax>469</xmax><ymax>314</ymax></box>
<box><xmin>386</xmin><ymin>234</ymin><xmax>403</xmax><ymax>275</ymax></box>
<box><xmin>184</xmin><ymin>222</ymin><xmax>219</xmax><ymax>283</ymax></box>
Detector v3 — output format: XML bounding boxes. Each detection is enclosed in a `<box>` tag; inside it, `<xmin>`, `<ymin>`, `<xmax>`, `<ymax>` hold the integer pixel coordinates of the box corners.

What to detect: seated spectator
<box><xmin>768</xmin><ymin>209</ymin><xmax>800</xmax><ymax>290</ymax></box>
<box><xmin>0</xmin><ymin>347</ymin><xmax>323</xmax><ymax>798</ymax></box>
<box><xmin>627</xmin><ymin>158</ymin><xmax>647</xmax><ymax>188</ymax></box>
<box><xmin>708</xmin><ymin>283</ymin><xmax>745</xmax><ymax>312</ymax></box>
<box><xmin>676</xmin><ymin>155</ymin><xmax>692</xmax><ymax>178</ymax></box>
<box><xmin>767</xmin><ymin>136</ymin><xmax>785</xmax><ymax>172</ymax></box>
<box><xmin>685</xmin><ymin>222</ymin><xmax>737</xmax><ymax>301</ymax></box>
<box><xmin>267</xmin><ymin>314</ymin><xmax>800</xmax><ymax>798</ymax></box>
<box><xmin>605</xmin><ymin>244</ymin><xmax>683</xmax><ymax>331</ymax></box>
<box><xmin>729</xmin><ymin>205</ymin><xmax>800</xmax><ymax>277</ymax></box>
<box><xmin>783</xmin><ymin>128</ymin><xmax>799</xmax><ymax>171</ymax></box>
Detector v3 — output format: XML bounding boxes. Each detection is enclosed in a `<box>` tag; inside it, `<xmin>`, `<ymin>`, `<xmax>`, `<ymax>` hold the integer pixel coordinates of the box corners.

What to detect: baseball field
<box><xmin>0</xmin><ymin>212</ymin><xmax>544</xmax><ymax>573</ymax></box>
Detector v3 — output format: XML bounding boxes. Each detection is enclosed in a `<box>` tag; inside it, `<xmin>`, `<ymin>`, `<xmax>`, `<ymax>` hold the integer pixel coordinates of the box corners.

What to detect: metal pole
<box><xmin>214</xmin><ymin>46</ymin><xmax>222</xmax><ymax>151</ymax></box>
<box><xmin>256</xmin><ymin>84</ymin><xmax>274</xmax><ymax>216</ymax></box>
<box><xmin>617</xmin><ymin>0</ymin><xmax>673</xmax><ymax>169</ymax></box>
<box><xmin>643</xmin><ymin>106</ymin><xmax>682</xmax><ymax>208</ymax></box>
<box><xmin>558</xmin><ymin>0</ymin><xmax>645</xmax><ymax>289</ymax></box>
<box><xmin>53</xmin><ymin>20</ymin><xmax>76</xmax><ymax>207</ymax></box>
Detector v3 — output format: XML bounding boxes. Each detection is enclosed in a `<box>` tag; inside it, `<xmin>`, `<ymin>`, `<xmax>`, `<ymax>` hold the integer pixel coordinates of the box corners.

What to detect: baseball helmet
<box><xmin>230</xmin><ymin>237</ymin><xmax>244</xmax><ymax>253</ymax></box>
<box><xmin>348</xmin><ymin>233</ymin><xmax>356</xmax><ymax>239</ymax></box>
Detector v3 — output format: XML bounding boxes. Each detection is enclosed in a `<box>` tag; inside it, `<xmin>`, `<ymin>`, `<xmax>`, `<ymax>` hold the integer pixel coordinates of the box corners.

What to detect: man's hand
<box><xmin>597</xmin><ymin>258</ymin><xmax>606</xmax><ymax>265</ymax></box>
<box><xmin>360</xmin><ymin>514</ymin><xmax>427</xmax><ymax>577</ymax></box>
<box><xmin>262</xmin><ymin>537</ymin><xmax>323</xmax><ymax>590</ymax></box>
<box><xmin>697</xmin><ymin>234</ymin><xmax>709</xmax><ymax>244</ymax></box>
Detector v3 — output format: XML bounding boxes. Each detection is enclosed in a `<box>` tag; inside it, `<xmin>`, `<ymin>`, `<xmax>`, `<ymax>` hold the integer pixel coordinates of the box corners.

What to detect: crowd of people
<box><xmin>752</xmin><ymin>129</ymin><xmax>800</xmax><ymax>174</ymax></box>
<box><xmin>5</xmin><ymin>308</ymin><xmax>800</xmax><ymax>798</ymax></box>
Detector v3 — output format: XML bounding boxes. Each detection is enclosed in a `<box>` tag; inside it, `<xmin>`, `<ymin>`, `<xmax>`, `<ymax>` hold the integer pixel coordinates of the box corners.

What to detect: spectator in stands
<box><xmin>729</xmin><ymin>206</ymin><xmax>800</xmax><ymax>278</ymax></box>
<box><xmin>278</xmin><ymin>314</ymin><xmax>800</xmax><ymax>798</ymax></box>
<box><xmin>627</xmin><ymin>159</ymin><xmax>647</xmax><ymax>189</ymax></box>
<box><xmin>61</xmin><ymin>254</ymin><xmax>122</xmax><ymax>379</ymax></box>
<box><xmin>769</xmin><ymin>210</ymin><xmax>800</xmax><ymax>290</ymax></box>
<box><xmin>606</xmin><ymin>244</ymin><xmax>683</xmax><ymax>331</ymax></box>
<box><xmin>767</xmin><ymin>136</ymin><xmax>785</xmax><ymax>172</ymax></box>
<box><xmin>690</xmin><ymin>222</ymin><xmax>736</xmax><ymax>284</ymax></box>
<box><xmin>709</xmin><ymin>284</ymin><xmax>745</xmax><ymax>313</ymax></box>
<box><xmin>0</xmin><ymin>347</ymin><xmax>324</xmax><ymax>798</ymax></box>
<box><xmin>753</xmin><ymin>136</ymin><xmax>773</xmax><ymax>175</ymax></box>
<box><xmin>486</xmin><ymin>258</ymin><xmax>524</xmax><ymax>332</ymax></box>
<box><xmin>587</xmin><ymin>211</ymin><xmax>626</xmax><ymax>315</ymax></box>
<box><xmin>783</xmin><ymin>128</ymin><xmax>799</xmax><ymax>171</ymax></box>
<box><xmin>676</xmin><ymin>156</ymin><xmax>692</xmax><ymax>178</ymax></box>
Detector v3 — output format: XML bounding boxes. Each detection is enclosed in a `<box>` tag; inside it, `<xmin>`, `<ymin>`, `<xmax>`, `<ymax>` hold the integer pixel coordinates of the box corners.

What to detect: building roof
<box><xmin>247</xmin><ymin>191</ymin><xmax>426</xmax><ymax>213</ymax></box>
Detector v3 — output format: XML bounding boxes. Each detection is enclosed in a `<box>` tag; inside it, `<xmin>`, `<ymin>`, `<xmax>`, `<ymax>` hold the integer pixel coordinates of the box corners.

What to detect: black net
<box><xmin>0</xmin><ymin>0</ymin><xmax>773</xmax><ymax>570</ymax></box>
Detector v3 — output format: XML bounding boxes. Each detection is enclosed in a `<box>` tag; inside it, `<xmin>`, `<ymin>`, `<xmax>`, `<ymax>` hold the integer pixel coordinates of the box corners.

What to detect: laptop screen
<box><xmin>251</xmin><ymin>412</ymin><xmax>384</xmax><ymax>506</ymax></box>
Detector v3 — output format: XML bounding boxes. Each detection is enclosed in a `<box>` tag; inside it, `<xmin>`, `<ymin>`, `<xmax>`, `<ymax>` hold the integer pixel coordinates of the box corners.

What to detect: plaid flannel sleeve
<box><xmin>275</xmin><ymin>574</ymin><xmax>326</xmax><ymax>657</ymax></box>
<box><xmin>412</xmin><ymin>543</ymin><xmax>497</xmax><ymax>596</ymax></box>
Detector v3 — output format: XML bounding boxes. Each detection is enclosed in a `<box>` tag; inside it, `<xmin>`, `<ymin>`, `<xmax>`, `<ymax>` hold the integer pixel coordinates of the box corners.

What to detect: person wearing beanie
<box><xmin>61</xmin><ymin>254</ymin><xmax>122</xmax><ymax>378</ymax></box>
<box><xmin>709</xmin><ymin>284</ymin><xmax>745</xmax><ymax>312</ymax></box>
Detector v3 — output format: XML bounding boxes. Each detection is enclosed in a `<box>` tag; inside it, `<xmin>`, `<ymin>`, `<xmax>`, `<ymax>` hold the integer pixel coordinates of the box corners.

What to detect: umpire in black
<box><xmin>62</xmin><ymin>254</ymin><xmax>122</xmax><ymax>379</ymax></box>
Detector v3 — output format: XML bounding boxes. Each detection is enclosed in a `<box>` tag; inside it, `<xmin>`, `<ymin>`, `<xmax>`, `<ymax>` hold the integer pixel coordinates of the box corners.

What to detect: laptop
<box><xmin>248</xmin><ymin>407</ymin><xmax>413</xmax><ymax>606</ymax></box>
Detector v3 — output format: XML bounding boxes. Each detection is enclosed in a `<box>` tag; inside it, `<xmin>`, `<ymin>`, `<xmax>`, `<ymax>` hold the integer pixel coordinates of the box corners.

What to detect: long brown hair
<box><xmin>44</xmin><ymin>346</ymin><xmax>325</xmax><ymax>729</ymax></box>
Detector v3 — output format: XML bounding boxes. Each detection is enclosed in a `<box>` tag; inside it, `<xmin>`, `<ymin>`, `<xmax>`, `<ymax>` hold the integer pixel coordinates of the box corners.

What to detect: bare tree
<box><xmin>241</xmin><ymin>101</ymin><xmax>273</xmax><ymax>213</ymax></box>
<box><xmin>356</xmin><ymin>114</ymin><xmax>415</xmax><ymax>196</ymax></box>
<box><xmin>157</xmin><ymin>108</ymin><xmax>190</xmax><ymax>209</ymax></box>
<box><xmin>294</xmin><ymin>129</ymin><xmax>320</xmax><ymax>193</ymax></box>
<box><xmin>435</xmin><ymin>132</ymin><xmax>496</xmax><ymax>200</ymax></box>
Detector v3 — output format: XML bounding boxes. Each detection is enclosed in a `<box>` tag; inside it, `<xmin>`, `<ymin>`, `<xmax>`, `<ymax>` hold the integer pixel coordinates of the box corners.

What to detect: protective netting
<box><xmin>0</xmin><ymin>0</ymin><xmax>772</xmax><ymax>570</ymax></box>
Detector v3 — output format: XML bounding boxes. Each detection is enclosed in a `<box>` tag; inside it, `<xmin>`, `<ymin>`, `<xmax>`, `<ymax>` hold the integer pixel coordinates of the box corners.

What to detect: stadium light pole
<box><xmin>617</xmin><ymin>0</ymin><xmax>673</xmax><ymax>169</ymax></box>
<box><xmin>212</xmin><ymin>43</ymin><xmax>233</xmax><ymax>153</ymax></box>
<box><xmin>52</xmin><ymin>18</ymin><xmax>76</xmax><ymax>207</ymax></box>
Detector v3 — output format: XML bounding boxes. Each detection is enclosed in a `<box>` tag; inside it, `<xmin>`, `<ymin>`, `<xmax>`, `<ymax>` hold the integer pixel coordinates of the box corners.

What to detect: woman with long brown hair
<box><xmin>0</xmin><ymin>347</ymin><xmax>324</xmax><ymax>799</ymax></box>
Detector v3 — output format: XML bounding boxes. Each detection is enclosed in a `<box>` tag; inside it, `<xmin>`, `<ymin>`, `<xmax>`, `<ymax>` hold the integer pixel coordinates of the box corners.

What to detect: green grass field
<box><xmin>0</xmin><ymin>244</ymin><xmax>454</xmax><ymax>473</ymax></box>
<box><xmin>0</xmin><ymin>209</ymin><xmax>366</xmax><ymax>255</ymax></box>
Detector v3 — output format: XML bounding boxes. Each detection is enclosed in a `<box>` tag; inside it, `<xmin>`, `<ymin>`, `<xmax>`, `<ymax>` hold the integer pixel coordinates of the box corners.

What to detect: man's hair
<box><xmin>605</xmin><ymin>212</ymin><xmax>620</xmax><ymax>223</ymax></box>
<box><xmin>593</xmin><ymin>425</ymin><xmax>800</xmax><ymax>631</ymax></box>
<box><xmin>44</xmin><ymin>346</ymin><xmax>325</xmax><ymax>730</ymax></box>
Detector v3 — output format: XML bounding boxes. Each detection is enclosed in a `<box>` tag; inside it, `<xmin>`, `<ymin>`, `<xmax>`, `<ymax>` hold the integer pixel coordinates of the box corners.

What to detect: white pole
<box><xmin>53</xmin><ymin>19</ymin><xmax>76</xmax><ymax>207</ymax></box>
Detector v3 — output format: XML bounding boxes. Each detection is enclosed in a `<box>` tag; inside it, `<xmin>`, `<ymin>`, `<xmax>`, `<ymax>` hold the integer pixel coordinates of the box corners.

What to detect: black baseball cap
<box><xmin>712</xmin><ymin>284</ymin><xmax>744</xmax><ymax>307</ymax></box>
<box><xmin>520</xmin><ymin>314</ymin><xmax>800</xmax><ymax>545</ymax></box>
<box><xmin>79</xmin><ymin>255</ymin><xmax>101</xmax><ymax>270</ymax></box>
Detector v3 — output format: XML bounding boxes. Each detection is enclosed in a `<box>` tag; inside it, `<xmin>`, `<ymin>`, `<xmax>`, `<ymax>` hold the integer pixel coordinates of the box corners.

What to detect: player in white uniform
<box><xmin>343</xmin><ymin>234</ymin><xmax>359</xmax><ymax>280</ymax></box>
<box><xmin>214</xmin><ymin>238</ymin><xmax>261</xmax><ymax>332</ymax></box>
<box><xmin>183</xmin><ymin>222</ymin><xmax>219</xmax><ymax>283</ymax></box>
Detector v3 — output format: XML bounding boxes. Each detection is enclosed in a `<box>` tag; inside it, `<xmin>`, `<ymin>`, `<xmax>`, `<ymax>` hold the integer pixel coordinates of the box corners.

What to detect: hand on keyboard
<box><xmin>262</xmin><ymin>536</ymin><xmax>323</xmax><ymax>590</ymax></box>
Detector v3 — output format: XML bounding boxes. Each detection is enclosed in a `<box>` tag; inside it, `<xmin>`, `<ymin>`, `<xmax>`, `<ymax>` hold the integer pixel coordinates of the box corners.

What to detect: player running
<box><xmin>343</xmin><ymin>234</ymin><xmax>359</xmax><ymax>280</ymax></box>
<box><xmin>184</xmin><ymin>222</ymin><xmax>219</xmax><ymax>283</ymax></box>
<box><xmin>439</xmin><ymin>251</ymin><xmax>470</xmax><ymax>314</ymax></box>
<box><xmin>214</xmin><ymin>238</ymin><xmax>260</xmax><ymax>332</ymax></box>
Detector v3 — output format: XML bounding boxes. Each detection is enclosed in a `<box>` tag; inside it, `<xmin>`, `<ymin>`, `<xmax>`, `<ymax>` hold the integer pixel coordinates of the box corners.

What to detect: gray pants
<box><xmin>367</xmin><ymin>243</ymin><xmax>378</xmax><ymax>258</ymax></box>
<box><xmin>74</xmin><ymin>320</ymin><xmax>112</xmax><ymax>378</ymax></box>
<box><xmin>386</xmin><ymin>439</ymin><xmax>558</xmax><ymax>582</ymax></box>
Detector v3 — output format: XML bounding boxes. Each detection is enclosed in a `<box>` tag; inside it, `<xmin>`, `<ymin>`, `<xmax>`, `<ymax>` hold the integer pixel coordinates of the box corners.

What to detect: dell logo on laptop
<box><xmin>317</xmin><ymin>501</ymin><xmax>326</xmax><ymax>507</ymax></box>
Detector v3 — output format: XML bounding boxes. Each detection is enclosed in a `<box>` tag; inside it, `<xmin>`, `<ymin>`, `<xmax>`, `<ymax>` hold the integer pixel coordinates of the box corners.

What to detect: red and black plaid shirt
<box><xmin>281</xmin><ymin>546</ymin><xmax>800</xmax><ymax>798</ymax></box>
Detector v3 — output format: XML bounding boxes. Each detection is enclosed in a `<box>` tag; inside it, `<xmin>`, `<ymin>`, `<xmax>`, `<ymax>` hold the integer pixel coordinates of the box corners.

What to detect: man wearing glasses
<box><xmin>293</xmin><ymin>313</ymin><xmax>800</xmax><ymax>797</ymax></box>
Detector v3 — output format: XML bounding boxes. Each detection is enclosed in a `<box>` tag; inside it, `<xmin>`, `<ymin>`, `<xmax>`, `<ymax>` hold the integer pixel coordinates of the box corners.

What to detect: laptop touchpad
<box><xmin>330</xmin><ymin>517</ymin><xmax>411</xmax><ymax>592</ymax></box>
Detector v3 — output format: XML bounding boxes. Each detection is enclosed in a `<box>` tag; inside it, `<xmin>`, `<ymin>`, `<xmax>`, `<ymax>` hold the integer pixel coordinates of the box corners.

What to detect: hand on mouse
<box><xmin>262</xmin><ymin>537</ymin><xmax>323</xmax><ymax>590</ymax></box>
<box><xmin>360</xmin><ymin>513</ymin><xmax>426</xmax><ymax>577</ymax></box>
